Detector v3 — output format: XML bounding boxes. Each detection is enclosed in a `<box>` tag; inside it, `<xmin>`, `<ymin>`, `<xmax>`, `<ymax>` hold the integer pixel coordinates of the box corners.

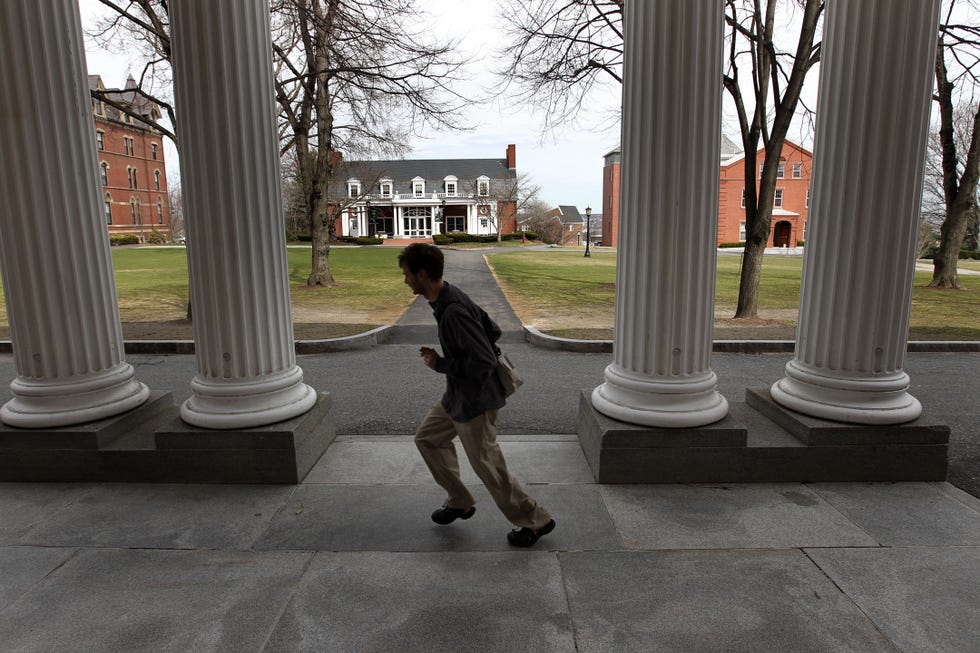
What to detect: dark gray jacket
<box><xmin>430</xmin><ymin>282</ymin><xmax>505</xmax><ymax>422</ymax></box>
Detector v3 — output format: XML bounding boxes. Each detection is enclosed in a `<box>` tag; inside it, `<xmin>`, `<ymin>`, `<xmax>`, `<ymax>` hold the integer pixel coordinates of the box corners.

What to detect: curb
<box><xmin>521</xmin><ymin>326</ymin><xmax>980</xmax><ymax>354</ymax></box>
<box><xmin>1</xmin><ymin>328</ymin><xmax>976</xmax><ymax>356</ymax></box>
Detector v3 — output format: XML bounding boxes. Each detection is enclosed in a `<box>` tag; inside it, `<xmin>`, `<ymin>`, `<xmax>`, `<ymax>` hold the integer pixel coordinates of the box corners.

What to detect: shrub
<box><xmin>354</xmin><ymin>236</ymin><xmax>383</xmax><ymax>245</ymax></box>
<box><xmin>797</xmin><ymin>240</ymin><xmax>805</xmax><ymax>247</ymax></box>
<box><xmin>432</xmin><ymin>234</ymin><xmax>454</xmax><ymax>246</ymax></box>
<box><xmin>146</xmin><ymin>230</ymin><xmax>167</xmax><ymax>244</ymax></box>
<box><xmin>719</xmin><ymin>241</ymin><xmax>746</xmax><ymax>248</ymax></box>
<box><xmin>960</xmin><ymin>248</ymin><xmax>980</xmax><ymax>260</ymax></box>
<box><xmin>109</xmin><ymin>233</ymin><xmax>141</xmax><ymax>246</ymax></box>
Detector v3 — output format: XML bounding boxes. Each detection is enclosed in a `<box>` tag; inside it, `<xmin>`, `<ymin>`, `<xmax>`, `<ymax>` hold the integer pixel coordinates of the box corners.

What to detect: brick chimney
<box><xmin>506</xmin><ymin>144</ymin><xmax>516</xmax><ymax>170</ymax></box>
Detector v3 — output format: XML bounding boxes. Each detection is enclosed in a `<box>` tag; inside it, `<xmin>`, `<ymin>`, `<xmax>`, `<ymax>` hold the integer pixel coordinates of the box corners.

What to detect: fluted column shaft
<box><xmin>0</xmin><ymin>0</ymin><xmax>149</xmax><ymax>427</ymax></box>
<box><xmin>170</xmin><ymin>0</ymin><xmax>315</xmax><ymax>428</ymax></box>
<box><xmin>591</xmin><ymin>0</ymin><xmax>728</xmax><ymax>428</ymax></box>
<box><xmin>771</xmin><ymin>0</ymin><xmax>940</xmax><ymax>424</ymax></box>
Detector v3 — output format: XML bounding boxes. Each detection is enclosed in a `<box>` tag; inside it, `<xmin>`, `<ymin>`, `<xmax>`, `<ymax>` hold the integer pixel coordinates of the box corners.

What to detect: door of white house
<box><xmin>402</xmin><ymin>207</ymin><xmax>432</xmax><ymax>238</ymax></box>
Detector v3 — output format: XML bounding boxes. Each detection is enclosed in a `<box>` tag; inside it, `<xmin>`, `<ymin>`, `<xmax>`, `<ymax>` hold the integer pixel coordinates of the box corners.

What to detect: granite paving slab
<box><xmin>0</xmin><ymin>546</ymin><xmax>75</xmax><ymax>611</ymax></box>
<box><xmin>560</xmin><ymin>550</ymin><xmax>899</xmax><ymax>653</ymax></box>
<box><xmin>806</xmin><ymin>546</ymin><xmax>980</xmax><ymax>653</ymax></box>
<box><xmin>15</xmin><ymin>483</ymin><xmax>295</xmax><ymax>550</ymax></box>
<box><xmin>263</xmin><ymin>551</ymin><xmax>575</xmax><ymax>653</ymax></box>
<box><xmin>809</xmin><ymin>482</ymin><xmax>980</xmax><ymax>546</ymax></box>
<box><xmin>254</xmin><ymin>483</ymin><xmax>620</xmax><ymax>552</ymax></box>
<box><xmin>304</xmin><ymin>437</ymin><xmax>594</xmax><ymax>485</ymax></box>
<box><xmin>0</xmin><ymin>483</ymin><xmax>92</xmax><ymax>545</ymax></box>
<box><xmin>599</xmin><ymin>483</ymin><xmax>879</xmax><ymax>549</ymax></box>
<box><xmin>0</xmin><ymin>548</ymin><xmax>311</xmax><ymax>653</ymax></box>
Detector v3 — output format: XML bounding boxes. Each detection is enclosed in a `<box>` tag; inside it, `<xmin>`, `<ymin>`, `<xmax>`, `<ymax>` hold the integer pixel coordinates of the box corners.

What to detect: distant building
<box><xmin>601</xmin><ymin>136</ymin><xmax>812</xmax><ymax>248</ymax></box>
<box><xmin>518</xmin><ymin>205</ymin><xmax>586</xmax><ymax>245</ymax></box>
<box><xmin>90</xmin><ymin>75</ymin><xmax>171</xmax><ymax>242</ymax></box>
<box><xmin>331</xmin><ymin>145</ymin><xmax>519</xmax><ymax>239</ymax></box>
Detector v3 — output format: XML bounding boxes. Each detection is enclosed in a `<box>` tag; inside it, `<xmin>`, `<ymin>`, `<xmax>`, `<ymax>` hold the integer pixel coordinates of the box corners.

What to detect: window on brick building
<box><xmin>152</xmin><ymin>143</ymin><xmax>158</xmax><ymax>160</ymax></box>
<box><xmin>774</xmin><ymin>188</ymin><xmax>783</xmax><ymax>208</ymax></box>
<box><xmin>101</xmin><ymin>163</ymin><xmax>108</xmax><ymax>187</ymax></box>
<box><xmin>739</xmin><ymin>221</ymin><xmax>746</xmax><ymax>241</ymax></box>
<box><xmin>157</xmin><ymin>201</ymin><xmax>164</xmax><ymax>224</ymax></box>
<box><xmin>777</xmin><ymin>163</ymin><xmax>785</xmax><ymax>179</ymax></box>
<box><xmin>741</xmin><ymin>188</ymin><xmax>746</xmax><ymax>208</ymax></box>
<box><xmin>793</xmin><ymin>162</ymin><xmax>802</xmax><ymax>178</ymax></box>
<box><xmin>154</xmin><ymin>170</ymin><xmax>160</xmax><ymax>191</ymax></box>
<box><xmin>104</xmin><ymin>195</ymin><xmax>112</xmax><ymax>225</ymax></box>
<box><xmin>806</xmin><ymin>188</ymin><xmax>810</xmax><ymax>208</ymax></box>
<box><xmin>96</xmin><ymin>131</ymin><xmax>104</xmax><ymax>150</ymax></box>
<box><xmin>130</xmin><ymin>198</ymin><xmax>137</xmax><ymax>223</ymax></box>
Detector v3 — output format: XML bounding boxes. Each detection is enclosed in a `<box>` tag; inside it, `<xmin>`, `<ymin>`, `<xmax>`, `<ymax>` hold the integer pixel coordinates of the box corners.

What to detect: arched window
<box><xmin>104</xmin><ymin>194</ymin><xmax>112</xmax><ymax>225</ymax></box>
<box><xmin>154</xmin><ymin>170</ymin><xmax>161</xmax><ymax>191</ymax></box>
<box><xmin>157</xmin><ymin>201</ymin><xmax>164</xmax><ymax>224</ymax></box>
<box><xmin>100</xmin><ymin>162</ymin><xmax>108</xmax><ymax>186</ymax></box>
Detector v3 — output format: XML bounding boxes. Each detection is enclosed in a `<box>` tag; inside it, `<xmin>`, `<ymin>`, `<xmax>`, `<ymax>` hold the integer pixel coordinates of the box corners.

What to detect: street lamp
<box><xmin>584</xmin><ymin>206</ymin><xmax>592</xmax><ymax>257</ymax></box>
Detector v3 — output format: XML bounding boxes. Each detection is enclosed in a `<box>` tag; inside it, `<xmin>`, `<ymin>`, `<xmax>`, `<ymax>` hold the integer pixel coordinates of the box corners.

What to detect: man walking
<box><xmin>398</xmin><ymin>243</ymin><xmax>555</xmax><ymax>547</ymax></box>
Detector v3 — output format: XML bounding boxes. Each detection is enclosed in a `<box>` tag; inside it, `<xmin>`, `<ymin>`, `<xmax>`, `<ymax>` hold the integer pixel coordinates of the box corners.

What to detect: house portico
<box><xmin>0</xmin><ymin>0</ymin><xmax>949</xmax><ymax>484</ymax></box>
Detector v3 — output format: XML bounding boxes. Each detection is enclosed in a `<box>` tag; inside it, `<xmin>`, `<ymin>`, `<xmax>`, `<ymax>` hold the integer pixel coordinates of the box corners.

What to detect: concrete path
<box><xmin>0</xmin><ymin>248</ymin><xmax>979</xmax><ymax>651</ymax></box>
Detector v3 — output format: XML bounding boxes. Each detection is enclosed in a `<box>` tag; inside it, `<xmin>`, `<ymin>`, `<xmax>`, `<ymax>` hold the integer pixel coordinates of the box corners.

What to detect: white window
<box><xmin>412</xmin><ymin>177</ymin><xmax>425</xmax><ymax>197</ymax></box>
<box><xmin>739</xmin><ymin>221</ymin><xmax>746</xmax><ymax>241</ymax></box>
<box><xmin>477</xmin><ymin>178</ymin><xmax>489</xmax><ymax>196</ymax></box>
<box><xmin>774</xmin><ymin>188</ymin><xmax>783</xmax><ymax>208</ymax></box>
<box><xmin>741</xmin><ymin>188</ymin><xmax>746</xmax><ymax>208</ymax></box>
<box><xmin>444</xmin><ymin>175</ymin><xmax>458</xmax><ymax>197</ymax></box>
<box><xmin>776</xmin><ymin>163</ymin><xmax>785</xmax><ymax>179</ymax></box>
<box><xmin>347</xmin><ymin>181</ymin><xmax>361</xmax><ymax>198</ymax></box>
<box><xmin>793</xmin><ymin>162</ymin><xmax>802</xmax><ymax>178</ymax></box>
<box><xmin>380</xmin><ymin>180</ymin><xmax>392</xmax><ymax>197</ymax></box>
<box><xmin>480</xmin><ymin>218</ymin><xmax>488</xmax><ymax>228</ymax></box>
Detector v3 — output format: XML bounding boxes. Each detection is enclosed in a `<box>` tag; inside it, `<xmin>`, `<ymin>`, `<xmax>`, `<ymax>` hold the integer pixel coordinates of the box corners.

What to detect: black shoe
<box><xmin>507</xmin><ymin>519</ymin><xmax>556</xmax><ymax>547</ymax></box>
<box><xmin>431</xmin><ymin>505</ymin><xmax>476</xmax><ymax>525</ymax></box>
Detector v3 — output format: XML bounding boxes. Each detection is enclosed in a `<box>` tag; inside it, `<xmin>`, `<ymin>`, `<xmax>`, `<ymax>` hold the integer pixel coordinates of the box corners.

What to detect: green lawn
<box><xmin>0</xmin><ymin>247</ymin><xmax>976</xmax><ymax>341</ymax></box>
<box><xmin>487</xmin><ymin>251</ymin><xmax>980</xmax><ymax>340</ymax></box>
<box><xmin>0</xmin><ymin>246</ymin><xmax>414</xmax><ymax>332</ymax></box>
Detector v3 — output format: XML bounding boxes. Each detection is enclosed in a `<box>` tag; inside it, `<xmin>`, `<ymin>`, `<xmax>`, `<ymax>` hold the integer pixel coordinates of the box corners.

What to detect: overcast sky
<box><xmin>78</xmin><ymin>0</ymin><xmax>622</xmax><ymax>213</ymax></box>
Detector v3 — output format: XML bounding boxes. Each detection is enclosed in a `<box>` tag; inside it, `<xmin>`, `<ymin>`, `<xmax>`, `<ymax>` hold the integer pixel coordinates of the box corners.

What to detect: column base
<box><xmin>771</xmin><ymin>359</ymin><xmax>922</xmax><ymax>425</ymax></box>
<box><xmin>1</xmin><ymin>363</ymin><xmax>150</xmax><ymax>429</ymax></box>
<box><xmin>577</xmin><ymin>391</ymin><xmax>948</xmax><ymax>483</ymax></box>
<box><xmin>180</xmin><ymin>365</ymin><xmax>317</xmax><ymax>429</ymax></box>
<box><xmin>591</xmin><ymin>363</ymin><xmax>729</xmax><ymax>428</ymax></box>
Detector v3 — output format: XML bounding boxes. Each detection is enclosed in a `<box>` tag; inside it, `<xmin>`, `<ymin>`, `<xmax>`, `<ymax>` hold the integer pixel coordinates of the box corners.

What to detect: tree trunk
<box><xmin>735</xmin><ymin>235</ymin><xmax>765</xmax><ymax>318</ymax></box>
<box><xmin>929</xmin><ymin>199</ymin><xmax>973</xmax><ymax>289</ymax></box>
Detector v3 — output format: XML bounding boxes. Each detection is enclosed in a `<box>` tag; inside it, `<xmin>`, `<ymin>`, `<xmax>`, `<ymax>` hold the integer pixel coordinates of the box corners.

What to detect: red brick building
<box><xmin>601</xmin><ymin>138</ymin><xmax>813</xmax><ymax>248</ymax></box>
<box><xmin>90</xmin><ymin>75</ymin><xmax>171</xmax><ymax>242</ymax></box>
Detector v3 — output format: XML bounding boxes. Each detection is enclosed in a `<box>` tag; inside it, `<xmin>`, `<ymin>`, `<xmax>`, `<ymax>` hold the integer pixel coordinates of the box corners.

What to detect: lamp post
<box><xmin>584</xmin><ymin>206</ymin><xmax>592</xmax><ymax>257</ymax></box>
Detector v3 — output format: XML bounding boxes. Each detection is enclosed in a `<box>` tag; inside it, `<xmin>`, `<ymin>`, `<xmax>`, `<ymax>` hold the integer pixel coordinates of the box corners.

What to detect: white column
<box><xmin>771</xmin><ymin>0</ymin><xmax>939</xmax><ymax>425</ymax></box>
<box><xmin>170</xmin><ymin>0</ymin><xmax>316</xmax><ymax>429</ymax></box>
<box><xmin>0</xmin><ymin>0</ymin><xmax>149</xmax><ymax>428</ymax></box>
<box><xmin>591</xmin><ymin>0</ymin><xmax>727</xmax><ymax>428</ymax></box>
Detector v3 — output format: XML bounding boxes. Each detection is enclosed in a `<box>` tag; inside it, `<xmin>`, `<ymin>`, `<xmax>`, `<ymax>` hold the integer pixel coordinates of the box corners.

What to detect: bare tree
<box><xmin>459</xmin><ymin>172</ymin><xmax>541</xmax><ymax>242</ymax></box>
<box><xmin>498</xmin><ymin>0</ymin><xmax>823</xmax><ymax>319</ymax></box>
<box><xmin>520</xmin><ymin>199</ymin><xmax>565</xmax><ymax>244</ymax></box>
<box><xmin>270</xmin><ymin>0</ymin><xmax>469</xmax><ymax>286</ymax></box>
<box><xmin>88</xmin><ymin>0</ymin><xmax>176</xmax><ymax>141</ymax></box>
<box><xmin>929</xmin><ymin>0</ymin><xmax>980</xmax><ymax>288</ymax></box>
<box><xmin>497</xmin><ymin>0</ymin><xmax>623</xmax><ymax>133</ymax></box>
<box><xmin>166</xmin><ymin>177</ymin><xmax>184</xmax><ymax>239</ymax></box>
<box><xmin>725</xmin><ymin>0</ymin><xmax>823</xmax><ymax>318</ymax></box>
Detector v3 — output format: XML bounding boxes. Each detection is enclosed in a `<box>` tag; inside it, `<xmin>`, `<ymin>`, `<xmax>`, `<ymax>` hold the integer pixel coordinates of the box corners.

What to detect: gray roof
<box><xmin>88</xmin><ymin>75</ymin><xmax>161</xmax><ymax>128</ymax></box>
<box><xmin>336</xmin><ymin>157</ymin><xmax>515</xmax><ymax>196</ymax></box>
<box><xmin>556</xmin><ymin>205</ymin><xmax>583</xmax><ymax>224</ymax></box>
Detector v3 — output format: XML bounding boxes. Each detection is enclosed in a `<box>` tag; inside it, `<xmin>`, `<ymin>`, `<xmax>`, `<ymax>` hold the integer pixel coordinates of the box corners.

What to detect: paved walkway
<box><xmin>0</xmin><ymin>249</ymin><xmax>978</xmax><ymax>652</ymax></box>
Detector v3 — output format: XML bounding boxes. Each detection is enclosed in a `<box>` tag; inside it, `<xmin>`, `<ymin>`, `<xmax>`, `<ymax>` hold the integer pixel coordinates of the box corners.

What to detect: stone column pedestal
<box><xmin>0</xmin><ymin>0</ymin><xmax>149</xmax><ymax>428</ymax></box>
<box><xmin>770</xmin><ymin>0</ymin><xmax>940</xmax><ymax>425</ymax></box>
<box><xmin>170</xmin><ymin>0</ymin><xmax>316</xmax><ymax>429</ymax></box>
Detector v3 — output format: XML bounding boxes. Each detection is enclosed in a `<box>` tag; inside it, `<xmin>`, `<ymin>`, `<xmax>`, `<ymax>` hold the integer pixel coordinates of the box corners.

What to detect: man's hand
<box><xmin>419</xmin><ymin>346</ymin><xmax>440</xmax><ymax>370</ymax></box>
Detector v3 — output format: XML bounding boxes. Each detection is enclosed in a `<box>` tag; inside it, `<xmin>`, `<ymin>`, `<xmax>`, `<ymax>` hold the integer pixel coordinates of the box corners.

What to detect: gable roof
<box><xmin>89</xmin><ymin>74</ymin><xmax>162</xmax><ymax>128</ymax></box>
<box><xmin>720</xmin><ymin>137</ymin><xmax>813</xmax><ymax>168</ymax></box>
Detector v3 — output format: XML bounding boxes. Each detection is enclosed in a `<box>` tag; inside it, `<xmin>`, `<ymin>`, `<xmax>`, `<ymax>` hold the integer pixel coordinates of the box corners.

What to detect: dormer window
<box><xmin>380</xmin><ymin>179</ymin><xmax>392</xmax><ymax>197</ymax></box>
<box><xmin>444</xmin><ymin>175</ymin><xmax>458</xmax><ymax>197</ymax></box>
<box><xmin>412</xmin><ymin>177</ymin><xmax>425</xmax><ymax>198</ymax></box>
<box><xmin>347</xmin><ymin>180</ymin><xmax>361</xmax><ymax>198</ymax></box>
<box><xmin>477</xmin><ymin>177</ymin><xmax>490</xmax><ymax>196</ymax></box>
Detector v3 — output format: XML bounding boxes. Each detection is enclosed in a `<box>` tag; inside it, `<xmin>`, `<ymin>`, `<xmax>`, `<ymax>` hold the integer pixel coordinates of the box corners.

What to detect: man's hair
<box><xmin>398</xmin><ymin>243</ymin><xmax>444</xmax><ymax>279</ymax></box>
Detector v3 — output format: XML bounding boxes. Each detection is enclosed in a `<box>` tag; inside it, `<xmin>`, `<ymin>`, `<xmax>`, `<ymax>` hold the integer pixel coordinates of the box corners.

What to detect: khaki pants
<box><xmin>415</xmin><ymin>403</ymin><xmax>552</xmax><ymax>530</ymax></box>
